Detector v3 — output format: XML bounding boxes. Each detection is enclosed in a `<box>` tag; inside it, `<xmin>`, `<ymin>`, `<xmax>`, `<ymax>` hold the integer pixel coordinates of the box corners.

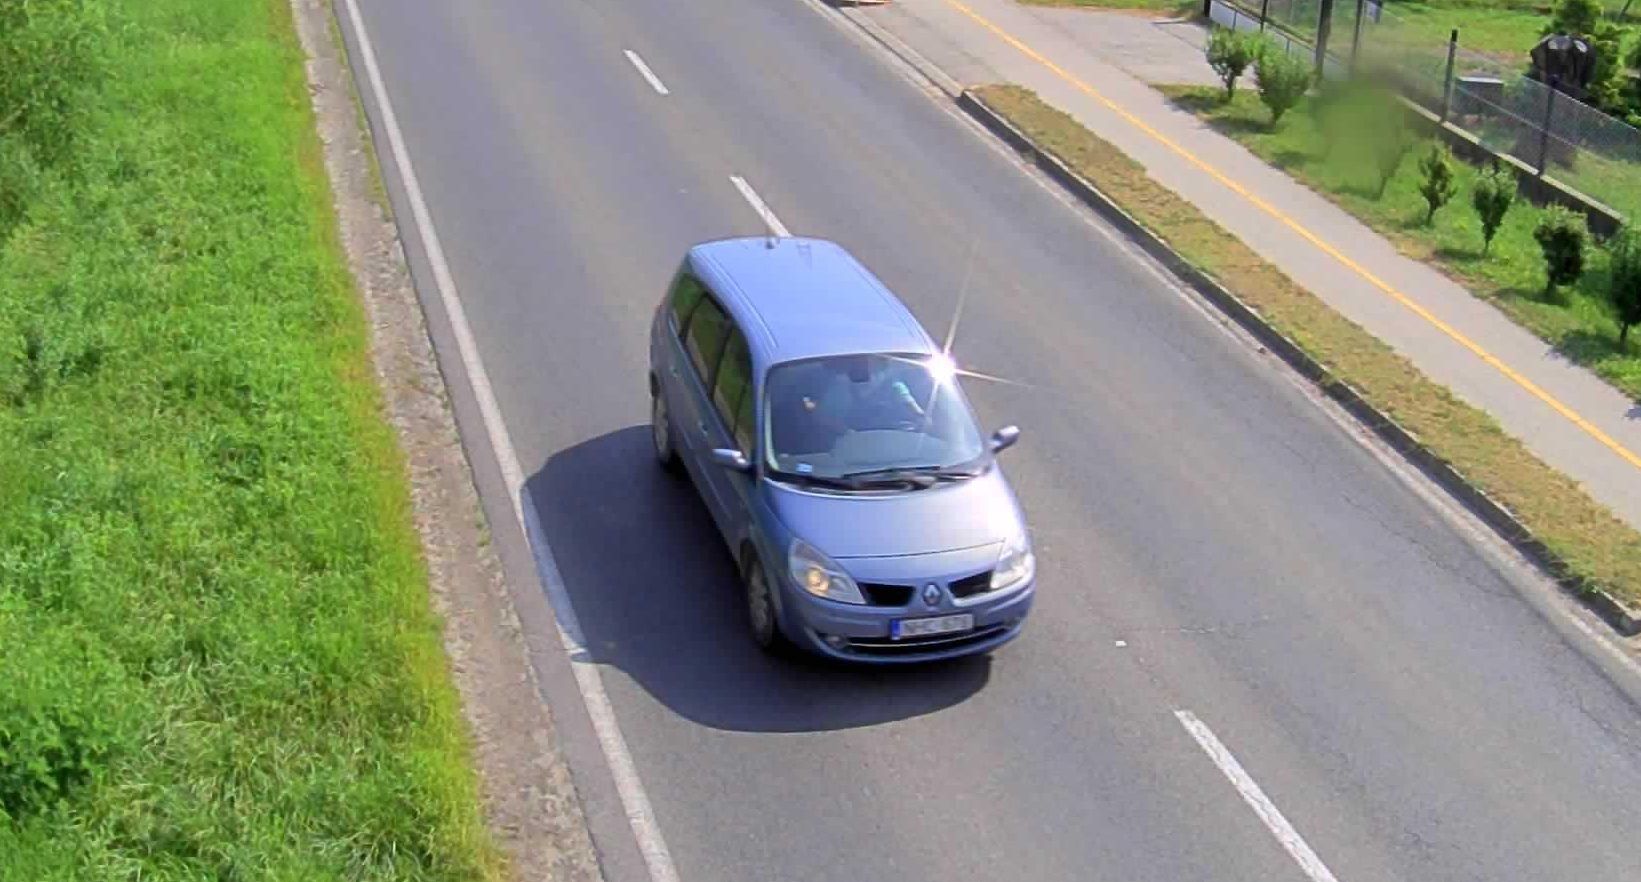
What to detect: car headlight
<box><xmin>990</xmin><ymin>535</ymin><xmax>1035</xmax><ymax>590</ymax></box>
<box><xmin>788</xmin><ymin>539</ymin><xmax>866</xmax><ymax>605</ymax></box>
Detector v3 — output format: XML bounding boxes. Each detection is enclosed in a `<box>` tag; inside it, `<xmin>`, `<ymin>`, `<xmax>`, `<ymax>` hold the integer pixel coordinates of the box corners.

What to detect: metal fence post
<box><xmin>1350</xmin><ymin>0</ymin><xmax>1366</xmax><ymax>72</ymax></box>
<box><xmin>1440</xmin><ymin>28</ymin><xmax>1458</xmax><ymax>122</ymax></box>
<box><xmin>1203</xmin><ymin>0</ymin><xmax>1212</xmax><ymax>18</ymax></box>
<box><xmin>1315</xmin><ymin>0</ymin><xmax>1336</xmax><ymax>80</ymax></box>
<box><xmin>1259</xmin><ymin>0</ymin><xmax>1270</xmax><ymax>32</ymax></box>
<box><xmin>1538</xmin><ymin>76</ymin><xmax>1558</xmax><ymax>177</ymax></box>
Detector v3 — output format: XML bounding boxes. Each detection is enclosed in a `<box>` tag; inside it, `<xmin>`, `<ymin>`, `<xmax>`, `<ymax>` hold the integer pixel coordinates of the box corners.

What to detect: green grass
<box><xmin>1162</xmin><ymin>83</ymin><xmax>1641</xmax><ymax>398</ymax></box>
<box><xmin>976</xmin><ymin>82</ymin><xmax>1641</xmax><ymax>603</ymax></box>
<box><xmin>0</xmin><ymin>0</ymin><xmax>502</xmax><ymax>879</ymax></box>
<box><xmin>1316</xmin><ymin>0</ymin><xmax>1629</xmax><ymax>59</ymax></box>
<box><xmin>1378</xmin><ymin>1</ymin><xmax>1548</xmax><ymax>59</ymax></box>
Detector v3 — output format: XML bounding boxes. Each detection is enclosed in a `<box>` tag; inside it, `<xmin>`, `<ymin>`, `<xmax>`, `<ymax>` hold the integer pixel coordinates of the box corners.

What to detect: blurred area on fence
<box><xmin>1208</xmin><ymin>0</ymin><xmax>1641</xmax><ymax>222</ymax></box>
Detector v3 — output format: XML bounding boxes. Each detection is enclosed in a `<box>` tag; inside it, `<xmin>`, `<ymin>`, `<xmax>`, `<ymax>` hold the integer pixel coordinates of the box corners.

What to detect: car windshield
<box><xmin>763</xmin><ymin>353</ymin><xmax>987</xmax><ymax>483</ymax></box>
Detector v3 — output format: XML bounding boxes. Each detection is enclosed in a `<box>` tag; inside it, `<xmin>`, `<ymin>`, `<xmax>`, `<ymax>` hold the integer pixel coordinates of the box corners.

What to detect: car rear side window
<box><xmin>684</xmin><ymin>296</ymin><xmax>730</xmax><ymax>384</ymax></box>
<box><xmin>669</xmin><ymin>272</ymin><xmax>707</xmax><ymax>334</ymax></box>
<box><xmin>713</xmin><ymin>331</ymin><xmax>755</xmax><ymax>454</ymax></box>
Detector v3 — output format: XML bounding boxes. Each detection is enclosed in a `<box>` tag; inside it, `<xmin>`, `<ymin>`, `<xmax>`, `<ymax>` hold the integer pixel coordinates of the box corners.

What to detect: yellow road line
<box><xmin>944</xmin><ymin>0</ymin><xmax>1641</xmax><ymax>472</ymax></box>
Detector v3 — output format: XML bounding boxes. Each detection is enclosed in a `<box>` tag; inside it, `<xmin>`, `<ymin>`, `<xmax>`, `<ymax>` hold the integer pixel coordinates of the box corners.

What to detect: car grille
<box><xmin>949</xmin><ymin>570</ymin><xmax>993</xmax><ymax>599</ymax></box>
<box><xmin>847</xmin><ymin>623</ymin><xmax>1010</xmax><ymax>656</ymax></box>
<box><xmin>860</xmin><ymin>582</ymin><xmax>914</xmax><ymax>607</ymax></box>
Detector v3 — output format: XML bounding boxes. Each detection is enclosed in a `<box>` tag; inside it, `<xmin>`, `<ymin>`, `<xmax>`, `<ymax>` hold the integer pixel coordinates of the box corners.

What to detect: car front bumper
<box><xmin>780</xmin><ymin>576</ymin><xmax>1035</xmax><ymax>664</ymax></box>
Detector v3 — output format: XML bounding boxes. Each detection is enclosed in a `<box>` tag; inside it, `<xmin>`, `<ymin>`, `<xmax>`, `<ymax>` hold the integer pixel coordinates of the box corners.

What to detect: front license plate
<box><xmin>891</xmin><ymin>613</ymin><xmax>975</xmax><ymax>640</ymax></box>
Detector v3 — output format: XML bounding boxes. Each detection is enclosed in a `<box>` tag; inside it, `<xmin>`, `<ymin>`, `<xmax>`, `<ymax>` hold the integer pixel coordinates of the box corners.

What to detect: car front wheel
<box><xmin>651</xmin><ymin>387</ymin><xmax>681</xmax><ymax>474</ymax></box>
<box><xmin>744</xmin><ymin>557</ymin><xmax>790</xmax><ymax>656</ymax></box>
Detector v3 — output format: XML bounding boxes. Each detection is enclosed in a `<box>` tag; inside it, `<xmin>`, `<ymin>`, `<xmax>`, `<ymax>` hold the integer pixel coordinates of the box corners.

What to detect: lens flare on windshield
<box><xmin>886</xmin><ymin>349</ymin><xmax>1034</xmax><ymax>391</ymax></box>
<box><xmin>927</xmin><ymin>351</ymin><xmax>958</xmax><ymax>385</ymax></box>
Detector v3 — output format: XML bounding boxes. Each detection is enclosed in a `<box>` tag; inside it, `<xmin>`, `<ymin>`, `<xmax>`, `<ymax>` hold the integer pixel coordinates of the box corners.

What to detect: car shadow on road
<box><xmin>523</xmin><ymin>426</ymin><xmax>990</xmax><ymax>734</ymax></box>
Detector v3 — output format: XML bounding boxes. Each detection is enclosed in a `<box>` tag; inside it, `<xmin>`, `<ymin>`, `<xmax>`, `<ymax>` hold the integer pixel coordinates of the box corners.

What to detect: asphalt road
<box><xmin>346</xmin><ymin>1</ymin><xmax>1641</xmax><ymax>880</ymax></box>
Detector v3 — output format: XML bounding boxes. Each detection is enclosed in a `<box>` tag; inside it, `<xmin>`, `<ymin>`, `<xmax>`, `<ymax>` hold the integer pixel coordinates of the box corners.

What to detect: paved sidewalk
<box><xmin>850</xmin><ymin>0</ymin><xmax>1641</xmax><ymax>529</ymax></box>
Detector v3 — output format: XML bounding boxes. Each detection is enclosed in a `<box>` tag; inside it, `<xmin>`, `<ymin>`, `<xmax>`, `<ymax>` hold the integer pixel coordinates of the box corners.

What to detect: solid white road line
<box><xmin>623</xmin><ymin>49</ymin><xmax>671</xmax><ymax>96</ymax></box>
<box><xmin>729</xmin><ymin>175</ymin><xmax>792</xmax><ymax>237</ymax></box>
<box><xmin>336</xmin><ymin>2</ymin><xmax>681</xmax><ymax>881</ymax></box>
<box><xmin>1174</xmin><ymin>710</ymin><xmax>1342</xmax><ymax>882</ymax></box>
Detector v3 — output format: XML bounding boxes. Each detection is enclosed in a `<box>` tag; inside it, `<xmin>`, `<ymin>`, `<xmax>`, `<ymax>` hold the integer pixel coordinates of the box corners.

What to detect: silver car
<box><xmin>648</xmin><ymin>237</ymin><xmax>1035</xmax><ymax>662</ymax></box>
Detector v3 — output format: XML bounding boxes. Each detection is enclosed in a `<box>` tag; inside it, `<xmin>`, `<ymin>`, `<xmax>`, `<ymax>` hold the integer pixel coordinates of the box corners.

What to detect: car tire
<box><xmin>651</xmin><ymin>387</ymin><xmax>682</xmax><ymax>475</ymax></box>
<box><xmin>743</xmin><ymin>556</ymin><xmax>792</xmax><ymax>656</ymax></box>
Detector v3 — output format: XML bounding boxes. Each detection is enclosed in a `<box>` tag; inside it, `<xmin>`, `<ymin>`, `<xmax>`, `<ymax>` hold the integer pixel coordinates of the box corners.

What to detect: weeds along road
<box><xmin>340</xmin><ymin>0</ymin><xmax>1641</xmax><ymax>880</ymax></box>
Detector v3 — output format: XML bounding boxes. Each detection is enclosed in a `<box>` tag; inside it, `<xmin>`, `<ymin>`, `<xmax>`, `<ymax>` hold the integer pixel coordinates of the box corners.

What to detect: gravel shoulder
<box><xmin>289</xmin><ymin>2</ymin><xmax>605</xmax><ymax>878</ymax></box>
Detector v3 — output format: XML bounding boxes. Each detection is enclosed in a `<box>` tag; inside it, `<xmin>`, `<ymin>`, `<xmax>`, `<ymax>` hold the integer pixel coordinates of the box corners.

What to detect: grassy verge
<box><xmin>1379</xmin><ymin>2</ymin><xmax>1545</xmax><ymax>59</ymax></box>
<box><xmin>1376</xmin><ymin>0</ymin><xmax>1640</xmax><ymax>58</ymax></box>
<box><xmin>975</xmin><ymin>83</ymin><xmax>1641</xmax><ymax>604</ymax></box>
<box><xmin>1161</xmin><ymin>84</ymin><xmax>1641</xmax><ymax>400</ymax></box>
<box><xmin>0</xmin><ymin>0</ymin><xmax>501</xmax><ymax>879</ymax></box>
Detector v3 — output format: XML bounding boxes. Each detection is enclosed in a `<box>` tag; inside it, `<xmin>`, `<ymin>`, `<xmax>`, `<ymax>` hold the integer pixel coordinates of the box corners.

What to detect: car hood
<box><xmin>767</xmin><ymin>467</ymin><xmax>1024</xmax><ymax>559</ymax></box>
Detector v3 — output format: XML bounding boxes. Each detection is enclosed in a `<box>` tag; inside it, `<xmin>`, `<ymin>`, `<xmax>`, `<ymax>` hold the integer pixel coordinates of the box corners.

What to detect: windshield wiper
<box><xmin>774</xmin><ymin>472</ymin><xmax>864</xmax><ymax>491</ymax></box>
<box><xmin>839</xmin><ymin>465</ymin><xmax>980</xmax><ymax>486</ymax></box>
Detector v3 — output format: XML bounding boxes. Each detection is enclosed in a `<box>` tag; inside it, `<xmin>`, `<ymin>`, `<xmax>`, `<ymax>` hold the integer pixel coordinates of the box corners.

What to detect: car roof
<box><xmin>687</xmin><ymin>237</ymin><xmax>935</xmax><ymax>364</ymax></box>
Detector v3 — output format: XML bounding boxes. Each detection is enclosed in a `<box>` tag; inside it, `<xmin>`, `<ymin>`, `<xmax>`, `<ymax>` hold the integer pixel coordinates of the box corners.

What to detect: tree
<box><xmin>1607</xmin><ymin>226</ymin><xmax>1641</xmax><ymax>346</ymax></box>
<box><xmin>1533</xmin><ymin>204</ymin><xmax>1588</xmax><ymax>296</ymax></box>
<box><xmin>1372</xmin><ymin>122</ymin><xmax>1412</xmax><ymax>199</ymax></box>
<box><xmin>1417</xmin><ymin>145</ymin><xmax>1457</xmax><ymax>224</ymax></box>
<box><xmin>1587</xmin><ymin>21</ymin><xmax>1627</xmax><ymax>111</ymax></box>
<box><xmin>1255</xmin><ymin>47</ymin><xmax>1311</xmax><ymax>127</ymax></box>
<box><xmin>1206</xmin><ymin>29</ymin><xmax>1258</xmax><ymax>102</ymax></box>
<box><xmin>1470</xmin><ymin>160</ymin><xmax>1516</xmax><ymax>255</ymax></box>
<box><xmin>1546</xmin><ymin>0</ymin><xmax>1603</xmax><ymax>38</ymax></box>
<box><xmin>1542</xmin><ymin>0</ymin><xmax>1627</xmax><ymax>113</ymax></box>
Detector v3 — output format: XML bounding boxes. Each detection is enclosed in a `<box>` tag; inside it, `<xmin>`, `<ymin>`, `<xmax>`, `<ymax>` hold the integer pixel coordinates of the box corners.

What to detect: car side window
<box><xmin>683</xmin><ymin>296</ymin><xmax>730</xmax><ymax>385</ymax></box>
<box><xmin>669</xmin><ymin>272</ymin><xmax>706</xmax><ymax>336</ymax></box>
<box><xmin>713</xmin><ymin>330</ymin><xmax>755</xmax><ymax>454</ymax></box>
<box><xmin>733</xmin><ymin>374</ymin><xmax>756</xmax><ymax>455</ymax></box>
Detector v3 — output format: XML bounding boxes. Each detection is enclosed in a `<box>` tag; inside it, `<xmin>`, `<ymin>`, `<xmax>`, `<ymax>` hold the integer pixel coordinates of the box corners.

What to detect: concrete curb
<box><xmin>955</xmin><ymin>89</ymin><xmax>1641</xmax><ymax>638</ymax></box>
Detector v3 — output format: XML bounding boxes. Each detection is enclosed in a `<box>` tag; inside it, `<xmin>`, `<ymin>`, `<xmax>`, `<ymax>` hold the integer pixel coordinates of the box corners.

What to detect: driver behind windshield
<box><xmin>766</xmin><ymin>353</ymin><xmax>985</xmax><ymax>480</ymax></box>
<box><xmin>801</xmin><ymin>355</ymin><xmax>927</xmax><ymax>440</ymax></box>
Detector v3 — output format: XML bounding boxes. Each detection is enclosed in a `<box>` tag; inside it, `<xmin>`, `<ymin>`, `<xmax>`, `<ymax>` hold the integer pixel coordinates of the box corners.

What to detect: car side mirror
<box><xmin>990</xmin><ymin>425</ymin><xmax>1021</xmax><ymax>454</ymax></box>
<box><xmin>711</xmin><ymin>448</ymin><xmax>753</xmax><ymax>472</ymax></box>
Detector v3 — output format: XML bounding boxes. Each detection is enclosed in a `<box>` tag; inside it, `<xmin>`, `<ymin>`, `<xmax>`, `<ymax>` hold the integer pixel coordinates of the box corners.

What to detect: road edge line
<box><xmin>331</xmin><ymin>1</ymin><xmax>683</xmax><ymax>881</ymax></box>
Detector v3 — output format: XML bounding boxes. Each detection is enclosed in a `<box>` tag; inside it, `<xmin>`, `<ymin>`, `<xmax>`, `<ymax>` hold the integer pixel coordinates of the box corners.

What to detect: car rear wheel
<box><xmin>651</xmin><ymin>388</ymin><xmax>681</xmax><ymax>474</ymax></box>
<box><xmin>744</xmin><ymin>557</ymin><xmax>790</xmax><ymax>656</ymax></box>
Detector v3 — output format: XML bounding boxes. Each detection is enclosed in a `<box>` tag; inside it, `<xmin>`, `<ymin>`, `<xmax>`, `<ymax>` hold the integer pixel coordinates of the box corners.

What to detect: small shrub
<box><xmin>1372</xmin><ymin>123</ymin><xmax>1412</xmax><ymax>199</ymax></box>
<box><xmin>1255</xmin><ymin>47</ymin><xmax>1311</xmax><ymax>127</ymax></box>
<box><xmin>0</xmin><ymin>630</ymin><xmax>130</xmax><ymax>820</ymax></box>
<box><xmin>1206</xmin><ymin>29</ymin><xmax>1258</xmax><ymax>101</ymax></box>
<box><xmin>1534</xmin><ymin>204</ymin><xmax>1588</xmax><ymax>295</ymax></box>
<box><xmin>1608</xmin><ymin>226</ymin><xmax>1641</xmax><ymax>345</ymax></box>
<box><xmin>1313</xmin><ymin>83</ymin><xmax>1352</xmax><ymax>159</ymax></box>
<box><xmin>1471</xmin><ymin>160</ymin><xmax>1516</xmax><ymax>255</ymax></box>
<box><xmin>0</xmin><ymin>0</ymin><xmax>106</xmax><ymax>242</ymax></box>
<box><xmin>0</xmin><ymin>0</ymin><xmax>107</xmax><ymax>165</ymax></box>
<box><xmin>1314</xmin><ymin>81</ymin><xmax>1383</xmax><ymax>161</ymax></box>
<box><xmin>1417</xmin><ymin>144</ymin><xmax>1457</xmax><ymax>224</ymax></box>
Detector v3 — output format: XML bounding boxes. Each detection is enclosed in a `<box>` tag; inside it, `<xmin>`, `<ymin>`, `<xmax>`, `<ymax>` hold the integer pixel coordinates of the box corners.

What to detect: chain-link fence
<box><xmin>1209</xmin><ymin>0</ymin><xmax>1344</xmax><ymax>76</ymax></box>
<box><xmin>1209</xmin><ymin>0</ymin><xmax>1641</xmax><ymax>220</ymax></box>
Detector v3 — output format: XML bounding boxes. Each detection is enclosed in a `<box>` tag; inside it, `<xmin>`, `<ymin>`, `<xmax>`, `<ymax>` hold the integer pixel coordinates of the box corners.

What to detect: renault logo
<box><xmin>922</xmin><ymin>583</ymin><xmax>943</xmax><ymax>607</ymax></box>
